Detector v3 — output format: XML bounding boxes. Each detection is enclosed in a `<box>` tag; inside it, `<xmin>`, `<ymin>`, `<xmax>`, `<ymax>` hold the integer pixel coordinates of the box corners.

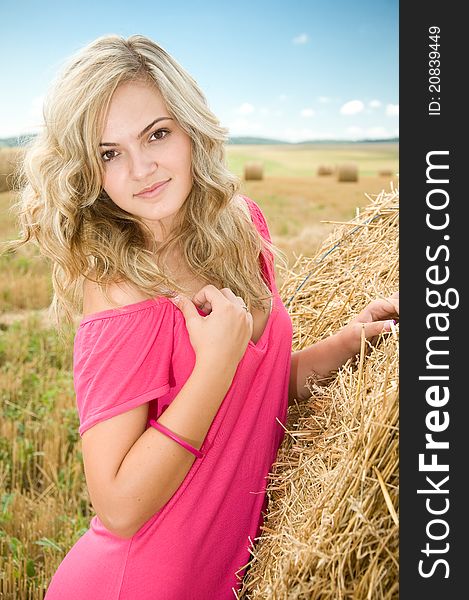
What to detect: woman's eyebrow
<box><xmin>99</xmin><ymin>117</ymin><xmax>174</xmax><ymax>146</ymax></box>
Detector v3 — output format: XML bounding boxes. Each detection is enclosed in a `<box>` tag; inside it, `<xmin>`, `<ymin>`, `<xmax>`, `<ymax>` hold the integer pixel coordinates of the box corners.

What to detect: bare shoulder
<box><xmin>82</xmin><ymin>272</ymin><xmax>150</xmax><ymax>317</ymax></box>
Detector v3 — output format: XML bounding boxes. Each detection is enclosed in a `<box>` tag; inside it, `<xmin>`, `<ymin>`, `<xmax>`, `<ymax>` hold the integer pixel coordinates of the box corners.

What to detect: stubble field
<box><xmin>0</xmin><ymin>142</ymin><xmax>398</xmax><ymax>597</ymax></box>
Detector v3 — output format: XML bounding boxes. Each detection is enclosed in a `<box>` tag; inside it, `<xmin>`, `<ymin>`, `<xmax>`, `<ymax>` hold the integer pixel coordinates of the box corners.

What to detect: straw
<box><xmin>235</xmin><ymin>183</ymin><xmax>399</xmax><ymax>599</ymax></box>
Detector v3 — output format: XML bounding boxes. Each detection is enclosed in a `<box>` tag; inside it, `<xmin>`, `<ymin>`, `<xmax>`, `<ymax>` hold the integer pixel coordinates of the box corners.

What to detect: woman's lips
<box><xmin>135</xmin><ymin>179</ymin><xmax>171</xmax><ymax>198</ymax></box>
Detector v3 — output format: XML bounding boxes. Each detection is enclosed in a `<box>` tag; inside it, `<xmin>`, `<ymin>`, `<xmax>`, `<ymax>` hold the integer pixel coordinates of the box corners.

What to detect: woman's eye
<box><xmin>150</xmin><ymin>128</ymin><xmax>170</xmax><ymax>141</ymax></box>
<box><xmin>100</xmin><ymin>129</ymin><xmax>169</xmax><ymax>162</ymax></box>
<box><xmin>101</xmin><ymin>150</ymin><xmax>118</xmax><ymax>162</ymax></box>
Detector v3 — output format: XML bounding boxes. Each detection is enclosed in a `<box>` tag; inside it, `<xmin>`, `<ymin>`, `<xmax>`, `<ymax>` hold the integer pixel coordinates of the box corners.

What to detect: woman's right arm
<box><xmin>81</xmin><ymin>284</ymin><xmax>252</xmax><ymax>540</ymax></box>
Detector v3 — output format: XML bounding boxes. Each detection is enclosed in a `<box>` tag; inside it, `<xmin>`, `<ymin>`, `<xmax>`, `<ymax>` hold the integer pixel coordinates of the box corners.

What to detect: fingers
<box><xmin>382</xmin><ymin>290</ymin><xmax>399</xmax><ymax>315</ymax></box>
<box><xmin>376</xmin><ymin>296</ymin><xmax>398</xmax><ymax>312</ymax></box>
<box><xmin>169</xmin><ymin>293</ymin><xmax>198</xmax><ymax>319</ymax></box>
<box><xmin>358</xmin><ymin>319</ymin><xmax>397</xmax><ymax>341</ymax></box>
<box><xmin>234</xmin><ymin>294</ymin><xmax>249</xmax><ymax>311</ymax></box>
<box><xmin>353</xmin><ymin>295</ymin><xmax>399</xmax><ymax>324</ymax></box>
<box><xmin>190</xmin><ymin>285</ymin><xmax>222</xmax><ymax>313</ymax></box>
<box><xmin>190</xmin><ymin>285</ymin><xmax>248</xmax><ymax>314</ymax></box>
<box><xmin>220</xmin><ymin>288</ymin><xmax>243</xmax><ymax>306</ymax></box>
<box><xmin>383</xmin><ymin>295</ymin><xmax>399</xmax><ymax>316</ymax></box>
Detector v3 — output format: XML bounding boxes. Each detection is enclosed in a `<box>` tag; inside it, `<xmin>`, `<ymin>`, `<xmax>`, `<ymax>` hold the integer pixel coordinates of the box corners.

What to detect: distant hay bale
<box><xmin>317</xmin><ymin>164</ymin><xmax>334</xmax><ymax>176</ymax></box>
<box><xmin>379</xmin><ymin>169</ymin><xmax>395</xmax><ymax>177</ymax></box>
<box><xmin>236</xmin><ymin>185</ymin><xmax>399</xmax><ymax>599</ymax></box>
<box><xmin>337</xmin><ymin>162</ymin><xmax>359</xmax><ymax>182</ymax></box>
<box><xmin>0</xmin><ymin>147</ymin><xmax>24</xmax><ymax>193</ymax></box>
<box><xmin>244</xmin><ymin>162</ymin><xmax>264</xmax><ymax>181</ymax></box>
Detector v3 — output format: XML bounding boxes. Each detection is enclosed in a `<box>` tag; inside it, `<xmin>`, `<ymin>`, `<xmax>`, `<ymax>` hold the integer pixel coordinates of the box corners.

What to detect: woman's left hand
<box><xmin>289</xmin><ymin>291</ymin><xmax>399</xmax><ymax>399</ymax></box>
<box><xmin>344</xmin><ymin>291</ymin><xmax>399</xmax><ymax>353</ymax></box>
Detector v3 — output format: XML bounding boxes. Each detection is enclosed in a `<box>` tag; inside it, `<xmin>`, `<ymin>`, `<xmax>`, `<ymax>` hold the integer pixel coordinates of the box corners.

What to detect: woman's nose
<box><xmin>129</xmin><ymin>150</ymin><xmax>157</xmax><ymax>180</ymax></box>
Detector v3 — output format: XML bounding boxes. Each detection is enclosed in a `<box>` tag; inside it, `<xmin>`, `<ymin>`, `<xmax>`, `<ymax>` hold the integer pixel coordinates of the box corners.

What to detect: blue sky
<box><xmin>0</xmin><ymin>0</ymin><xmax>398</xmax><ymax>142</ymax></box>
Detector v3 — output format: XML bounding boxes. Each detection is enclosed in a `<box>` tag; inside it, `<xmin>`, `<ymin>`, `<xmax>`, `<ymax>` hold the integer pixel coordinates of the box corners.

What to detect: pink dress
<box><xmin>44</xmin><ymin>196</ymin><xmax>293</xmax><ymax>599</ymax></box>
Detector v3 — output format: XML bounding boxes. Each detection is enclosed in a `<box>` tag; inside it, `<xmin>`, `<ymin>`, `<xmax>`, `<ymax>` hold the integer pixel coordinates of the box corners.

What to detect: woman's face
<box><xmin>100</xmin><ymin>80</ymin><xmax>193</xmax><ymax>241</ymax></box>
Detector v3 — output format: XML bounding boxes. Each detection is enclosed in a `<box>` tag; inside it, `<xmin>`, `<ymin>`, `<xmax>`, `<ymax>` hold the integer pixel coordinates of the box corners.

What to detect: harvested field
<box><xmin>0</xmin><ymin>144</ymin><xmax>398</xmax><ymax>597</ymax></box>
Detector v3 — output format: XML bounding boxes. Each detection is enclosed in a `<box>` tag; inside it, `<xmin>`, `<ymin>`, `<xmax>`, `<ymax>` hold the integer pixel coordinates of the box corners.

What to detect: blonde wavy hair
<box><xmin>3</xmin><ymin>34</ymin><xmax>287</xmax><ymax>339</ymax></box>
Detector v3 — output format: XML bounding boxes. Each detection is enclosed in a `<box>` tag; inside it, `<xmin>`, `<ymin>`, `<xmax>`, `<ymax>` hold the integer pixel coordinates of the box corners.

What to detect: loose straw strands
<box><xmin>236</xmin><ymin>184</ymin><xmax>399</xmax><ymax>599</ymax></box>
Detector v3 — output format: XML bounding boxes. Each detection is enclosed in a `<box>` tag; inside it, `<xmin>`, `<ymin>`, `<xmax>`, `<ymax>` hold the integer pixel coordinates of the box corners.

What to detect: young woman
<box><xmin>9</xmin><ymin>34</ymin><xmax>398</xmax><ymax>599</ymax></box>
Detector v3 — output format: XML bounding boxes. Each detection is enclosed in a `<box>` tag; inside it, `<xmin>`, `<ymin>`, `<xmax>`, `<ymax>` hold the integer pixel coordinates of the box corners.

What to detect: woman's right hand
<box><xmin>170</xmin><ymin>285</ymin><xmax>253</xmax><ymax>368</ymax></box>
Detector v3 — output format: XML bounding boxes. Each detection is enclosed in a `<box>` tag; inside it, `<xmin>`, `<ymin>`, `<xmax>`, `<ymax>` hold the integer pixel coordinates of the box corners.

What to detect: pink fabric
<box><xmin>45</xmin><ymin>196</ymin><xmax>293</xmax><ymax>599</ymax></box>
<box><xmin>149</xmin><ymin>419</ymin><xmax>205</xmax><ymax>458</ymax></box>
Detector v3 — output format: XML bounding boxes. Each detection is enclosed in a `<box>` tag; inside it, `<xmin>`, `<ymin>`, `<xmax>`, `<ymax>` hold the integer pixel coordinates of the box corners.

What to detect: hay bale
<box><xmin>317</xmin><ymin>164</ymin><xmax>334</xmax><ymax>176</ymax></box>
<box><xmin>337</xmin><ymin>162</ymin><xmax>358</xmax><ymax>182</ymax></box>
<box><xmin>379</xmin><ymin>169</ymin><xmax>394</xmax><ymax>177</ymax></box>
<box><xmin>244</xmin><ymin>162</ymin><xmax>264</xmax><ymax>181</ymax></box>
<box><xmin>236</xmin><ymin>185</ymin><xmax>399</xmax><ymax>599</ymax></box>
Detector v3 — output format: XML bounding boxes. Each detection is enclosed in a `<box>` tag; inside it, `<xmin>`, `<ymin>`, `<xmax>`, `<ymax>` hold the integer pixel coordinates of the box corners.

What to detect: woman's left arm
<box><xmin>288</xmin><ymin>292</ymin><xmax>399</xmax><ymax>405</ymax></box>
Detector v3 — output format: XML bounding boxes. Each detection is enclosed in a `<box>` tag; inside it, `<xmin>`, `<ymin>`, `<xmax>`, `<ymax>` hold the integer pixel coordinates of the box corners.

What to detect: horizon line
<box><xmin>0</xmin><ymin>133</ymin><xmax>399</xmax><ymax>146</ymax></box>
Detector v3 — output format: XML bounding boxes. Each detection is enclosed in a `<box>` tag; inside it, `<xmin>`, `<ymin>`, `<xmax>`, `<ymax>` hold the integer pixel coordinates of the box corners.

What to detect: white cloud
<box><xmin>259</xmin><ymin>107</ymin><xmax>284</xmax><ymax>117</ymax></box>
<box><xmin>235</xmin><ymin>102</ymin><xmax>255</xmax><ymax>115</ymax></box>
<box><xmin>0</xmin><ymin>122</ymin><xmax>32</xmax><ymax>138</ymax></box>
<box><xmin>369</xmin><ymin>99</ymin><xmax>382</xmax><ymax>108</ymax></box>
<box><xmin>292</xmin><ymin>33</ymin><xmax>309</xmax><ymax>45</ymax></box>
<box><xmin>346</xmin><ymin>126</ymin><xmax>364</xmax><ymax>138</ymax></box>
<box><xmin>282</xmin><ymin>127</ymin><xmax>336</xmax><ymax>143</ymax></box>
<box><xmin>278</xmin><ymin>94</ymin><xmax>288</xmax><ymax>102</ymax></box>
<box><xmin>366</xmin><ymin>126</ymin><xmax>390</xmax><ymax>138</ymax></box>
<box><xmin>300</xmin><ymin>108</ymin><xmax>315</xmax><ymax>118</ymax></box>
<box><xmin>0</xmin><ymin>94</ymin><xmax>45</xmax><ymax>138</ymax></box>
<box><xmin>340</xmin><ymin>100</ymin><xmax>365</xmax><ymax>115</ymax></box>
<box><xmin>318</xmin><ymin>96</ymin><xmax>331</xmax><ymax>104</ymax></box>
<box><xmin>226</xmin><ymin>117</ymin><xmax>262</xmax><ymax>136</ymax></box>
<box><xmin>386</xmin><ymin>103</ymin><xmax>399</xmax><ymax>117</ymax></box>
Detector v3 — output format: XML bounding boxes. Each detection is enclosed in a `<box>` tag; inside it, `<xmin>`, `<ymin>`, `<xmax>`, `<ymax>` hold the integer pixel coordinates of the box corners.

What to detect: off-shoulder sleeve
<box><xmin>241</xmin><ymin>195</ymin><xmax>277</xmax><ymax>292</ymax></box>
<box><xmin>73</xmin><ymin>299</ymin><xmax>173</xmax><ymax>437</ymax></box>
